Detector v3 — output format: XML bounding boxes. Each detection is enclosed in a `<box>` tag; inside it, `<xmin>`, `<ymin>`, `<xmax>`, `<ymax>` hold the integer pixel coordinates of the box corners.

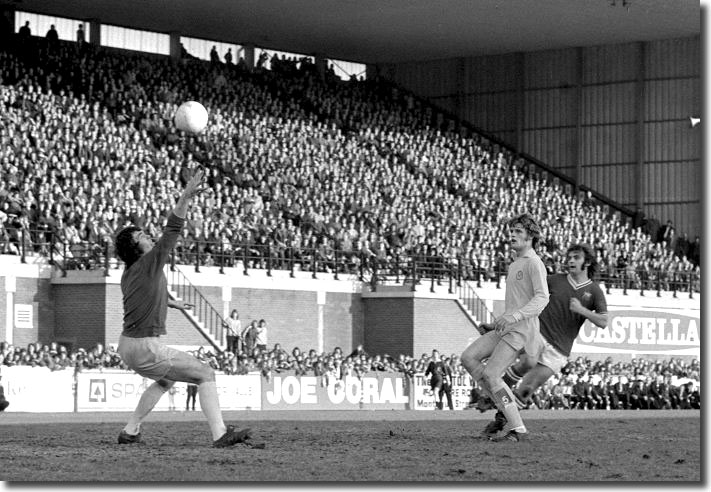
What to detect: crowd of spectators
<box><xmin>524</xmin><ymin>356</ymin><xmax>701</xmax><ymax>411</ymax></box>
<box><xmin>0</xmin><ymin>33</ymin><xmax>700</xmax><ymax>294</ymax></box>
<box><xmin>0</xmin><ymin>340</ymin><xmax>124</xmax><ymax>371</ymax></box>
<box><xmin>0</xmin><ymin>339</ymin><xmax>700</xmax><ymax>411</ymax></box>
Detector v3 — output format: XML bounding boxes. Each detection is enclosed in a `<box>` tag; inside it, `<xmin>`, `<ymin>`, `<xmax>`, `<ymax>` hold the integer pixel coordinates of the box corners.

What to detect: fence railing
<box><xmin>0</xmin><ymin>229</ymin><xmax>700</xmax><ymax>298</ymax></box>
<box><xmin>166</xmin><ymin>262</ymin><xmax>228</xmax><ymax>353</ymax></box>
<box><xmin>455</xmin><ymin>280</ymin><xmax>495</xmax><ymax>327</ymax></box>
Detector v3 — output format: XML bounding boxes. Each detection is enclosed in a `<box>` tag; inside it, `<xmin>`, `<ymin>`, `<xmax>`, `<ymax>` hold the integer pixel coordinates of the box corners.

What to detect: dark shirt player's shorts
<box><xmin>533</xmin><ymin>334</ymin><xmax>568</xmax><ymax>374</ymax></box>
<box><xmin>118</xmin><ymin>335</ymin><xmax>181</xmax><ymax>381</ymax></box>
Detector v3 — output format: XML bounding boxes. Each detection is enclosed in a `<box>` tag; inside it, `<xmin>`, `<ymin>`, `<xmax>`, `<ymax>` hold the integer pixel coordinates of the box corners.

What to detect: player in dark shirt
<box><xmin>115</xmin><ymin>168</ymin><xmax>252</xmax><ymax>448</ymax></box>
<box><xmin>482</xmin><ymin>243</ymin><xmax>608</xmax><ymax>437</ymax></box>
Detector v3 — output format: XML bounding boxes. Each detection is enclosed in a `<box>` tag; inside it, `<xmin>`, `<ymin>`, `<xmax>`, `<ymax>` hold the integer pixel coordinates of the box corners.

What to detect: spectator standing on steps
<box><xmin>224</xmin><ymin>309</ymin><xmax>242</xmax><ymax>353</ymax></box>
<box><xmin>242</xmin><ymin>320</ymin><xmax>258</xmax><ymax>355</ymax></box>
<box><xmin>255</xmin><ymin>319</ymin><xmax>268</xmax><ymax>352</ymax></box>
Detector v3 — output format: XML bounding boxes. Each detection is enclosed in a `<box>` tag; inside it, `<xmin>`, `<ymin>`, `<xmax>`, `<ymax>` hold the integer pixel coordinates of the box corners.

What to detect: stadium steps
<box><xmin>454</xmin><ymin>280</ymin><xmax>494</xmax><ymax>335</ymax></box>
<box><xmin>166</xmin><ymin>297</ymin><xmax>223</xmax><ymax>351</ymax></box>
<box><xmin>166</xmin><ymin>267</ymin><xmax>227</xmax><ymax>354</ymax></box>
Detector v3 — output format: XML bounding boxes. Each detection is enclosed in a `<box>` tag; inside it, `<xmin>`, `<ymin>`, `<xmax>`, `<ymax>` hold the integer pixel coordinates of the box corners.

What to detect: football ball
<box><xmin>174</xmin><ymin>101</ymin><xmax>209</xmax><ymax>133</ymax></box>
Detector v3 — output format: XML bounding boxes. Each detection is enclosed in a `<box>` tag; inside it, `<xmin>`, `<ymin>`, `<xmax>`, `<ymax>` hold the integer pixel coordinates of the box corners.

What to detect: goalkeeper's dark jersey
<box><xmin>121</xmin><ymin>213</ymin><xmax>184</xmax><ymax>338</ymax></box>
<box><xmin>539</xmin><ymin>273</ymin><xmax>607</xmax><ymax>357</ymax></box>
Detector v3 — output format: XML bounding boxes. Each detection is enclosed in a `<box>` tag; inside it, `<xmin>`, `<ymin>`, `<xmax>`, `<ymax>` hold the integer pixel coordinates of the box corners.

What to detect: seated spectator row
<box><xmin>521</xmin><ymin>356</ymin><xmax>701</xmax><ymax>411</ymax></box>
<box><xmin>0</xmin><ymin>35</ymin><xmax>700</xmax><ymax>294</ymax></box>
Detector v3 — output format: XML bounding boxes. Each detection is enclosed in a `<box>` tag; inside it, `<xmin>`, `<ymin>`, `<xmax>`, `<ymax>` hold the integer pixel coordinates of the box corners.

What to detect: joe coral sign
<box><xmin>262</xmin><ymin>374</ymin><xmax>409</xmax><ymax>410</ymax></box>
<box><xmin>573</xmin><ymin>310</ymin><xmax>699</xmax><ymax>356</ymax></box>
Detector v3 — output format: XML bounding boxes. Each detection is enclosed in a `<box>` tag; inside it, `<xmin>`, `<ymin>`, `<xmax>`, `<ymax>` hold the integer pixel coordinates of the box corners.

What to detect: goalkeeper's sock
<box><xmin>198</xmin><ymin>381</ymin><xmax>227</xmax><ymax>440</ymax></box>
<box><xmin>124</xmin><ymin>382</ymin><xmax>168</xmax><ymax>435</ymax></box>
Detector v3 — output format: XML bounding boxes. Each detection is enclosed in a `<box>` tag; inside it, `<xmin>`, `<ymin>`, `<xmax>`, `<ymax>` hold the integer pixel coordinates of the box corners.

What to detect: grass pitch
<box><xmin>0</xmin><ymin>409</ymin><xmax>700</xmax><ymax>481</ymax></box>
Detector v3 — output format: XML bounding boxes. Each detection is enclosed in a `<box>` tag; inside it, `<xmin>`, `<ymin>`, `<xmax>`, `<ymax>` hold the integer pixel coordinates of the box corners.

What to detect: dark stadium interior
<box><xmin>10</xmin><ymin>0</ymin><xmax>699</xmax><ymax>63</ymax></box>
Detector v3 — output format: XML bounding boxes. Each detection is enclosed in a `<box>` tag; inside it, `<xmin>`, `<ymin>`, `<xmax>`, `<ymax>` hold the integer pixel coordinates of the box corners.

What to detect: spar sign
<box><xmin>262</xmin><ymin>374</ymin><xmax>409</xmax><ymax>409</ymax></box>
<box><xmin>572</xmin><ymin>310</ymin><xmax>700</xmax><ymax>356</ymax></box>
<box><xmin>76</xmin><ymin>371</ymin><xmax>261</xmax><ymax>411</ymax></box>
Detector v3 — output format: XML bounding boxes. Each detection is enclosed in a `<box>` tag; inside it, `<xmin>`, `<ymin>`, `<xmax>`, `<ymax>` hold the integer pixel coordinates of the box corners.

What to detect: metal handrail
<box><xmin>166</xmin><ymin>262</ymin><xmax>228</xmax><ymax>353</ymax></box>
<box><xmin>455</xmin><ymin>279</ymin><xmax>495</xmax><ymax>327</ymax></box>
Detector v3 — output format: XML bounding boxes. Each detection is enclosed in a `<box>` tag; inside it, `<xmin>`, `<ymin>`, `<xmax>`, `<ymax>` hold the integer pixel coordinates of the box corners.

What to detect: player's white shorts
<box><xmin>118</xmin><ymin>335</ymin><xmax>181</xmax><ymax>381</ymax></box>
<box><xmin>536</xmin><ymin>337</ymin><xmax>568</xmax><ymax>374</ymax></box>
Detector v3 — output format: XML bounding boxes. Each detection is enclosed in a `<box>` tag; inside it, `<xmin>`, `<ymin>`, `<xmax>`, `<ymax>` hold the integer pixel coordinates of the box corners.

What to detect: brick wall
<box><xmin>50</xmin><ymin>283</ymin><xmax>364</xmax><ymax>352</ymax></box>
<box><xmin>53</xmin><ymin>284</ymin><xmax>107</xmax><ymax>350</ymax></box>
<box><xmin>104</xmin><ymin>284</ymin><xmax>124</xmax><ymax>344</ymax></box>
<box><xmin>12</xmin><ymin>277</ymin><xmax>54</xmax><ymax>347</ymax></box>
<box><xmin>34</xmin><ymin>277</ymin><xmax>56</xmax><ymax>343</ymax></box>
<box><xmin>231</xmin><ymin>288</ymin><xmax>320</xmax><ymax>352</ymax></box>
<box><xmin>363</xmin><ymin>298</ymin><xmax>414</xmax><ymax>356</ymax></box>
<box><xmin>1</xmin><ymin>265</ymin><xmax>701</xmax><ymax>363</ymax></box>
<box><xmin>413</xmin><ymin>298</ymin><xmax>477</xmax><ymax>357</ymax></box>
<box><xmin>325</xmin><ymin>292</ymin><xmax>364</xmax><ymax>353</ymax></box>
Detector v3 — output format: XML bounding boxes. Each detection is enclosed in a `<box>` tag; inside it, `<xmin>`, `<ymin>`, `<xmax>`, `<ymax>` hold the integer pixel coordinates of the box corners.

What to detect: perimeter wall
<box><xmin>0</xmin><ymin>256</ymin><xmax>699</xmax><ymax>361</ymax></box>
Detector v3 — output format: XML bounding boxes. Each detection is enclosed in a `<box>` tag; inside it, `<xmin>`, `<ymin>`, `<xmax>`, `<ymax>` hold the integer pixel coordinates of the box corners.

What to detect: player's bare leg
<box><xmin>517</xmin><ymin>364</ymin><xmax>555</xmax><ymax>403</ymax></box>
<box><xmin>479</xmin><ymin>340</ymin><xmax>528</xmax><ymax>441</ymax></box>
<box><xmin>462</xmin><ymin>333</ymin><xmax>528</xmax><ymax>440</ymax></box>
<box><xmin>119</xmin><ymin>349</ymin><xmax>252</xmax><ymax>447</ymax></box>
<box><xmin>163</xmin><ymin>350</ymin><xmax>252</xmax><ymax>447</ymax></box>
<box><xmin>118</xmin><ymin>378</ymin><xmax>175</xmax><ymax>443</ymax></box>
<box><xmin>482</xmin><ymin>353</ymin><xmax>537</xmax><ymax>435</ymax></box>
<box><xmin>461</xmin><ymin>332</ymin><xmax>500</xmax><ymax>402</ymax></box>
<box><xmin>485</xmin><ymin>362</ymin><xmax>555</xmax><ymax>436</ymax></box>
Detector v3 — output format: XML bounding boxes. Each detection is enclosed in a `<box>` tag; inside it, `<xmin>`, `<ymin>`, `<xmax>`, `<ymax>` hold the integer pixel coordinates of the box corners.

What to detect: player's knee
<box><xmin>460</xmin><ymin>353</ymin><xmax>478</xmax><ymax>372</ymax></box>
<box><xmin>481</xmin><ymin>367</ymin><xmax>500</xmax><ymax>388</ymax></box>
<box><xmin>511</xmin><ymin>360</ymin><xmax>532</xmax><ymax>378</ymax></box>
<box><xmin>198</xmin><ymin>364</ymin><xmax>216</xmax><ymax>383</ymax></box>
<box><xmin>156</xmin><ymin>379</ymin><xmax>175</xmax><ymax>391</ymax></box>
<box><xmin>464</xmin><ymin>361</ymin><xmax>485</xmax><ymax>380</ymax></box>
<box><xmin>517</xmin><ymin>383</ymin><xmax>533</xmax><ymax>400</ymax></box>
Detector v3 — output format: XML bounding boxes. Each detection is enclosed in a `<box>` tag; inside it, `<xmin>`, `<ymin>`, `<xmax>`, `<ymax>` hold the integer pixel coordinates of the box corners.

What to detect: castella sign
<box><xmin>572</xmin><ymin>310</ymin><xmax>699</xmax><ymax>356</ymax></box>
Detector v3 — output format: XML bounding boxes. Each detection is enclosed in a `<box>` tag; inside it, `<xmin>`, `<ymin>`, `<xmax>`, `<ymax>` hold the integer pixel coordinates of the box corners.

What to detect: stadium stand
<box><xmin>0</xmin><ymin>34</ymin><xmax>700</xmax><ymax>296</ymax></box>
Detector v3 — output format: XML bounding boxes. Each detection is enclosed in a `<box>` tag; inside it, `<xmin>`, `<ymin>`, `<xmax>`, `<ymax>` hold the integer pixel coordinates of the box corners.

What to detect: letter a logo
<box><xmin>89</xmin><ymin>379</ymin><xmax>106</xmax><ymax>402</ymax></box>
